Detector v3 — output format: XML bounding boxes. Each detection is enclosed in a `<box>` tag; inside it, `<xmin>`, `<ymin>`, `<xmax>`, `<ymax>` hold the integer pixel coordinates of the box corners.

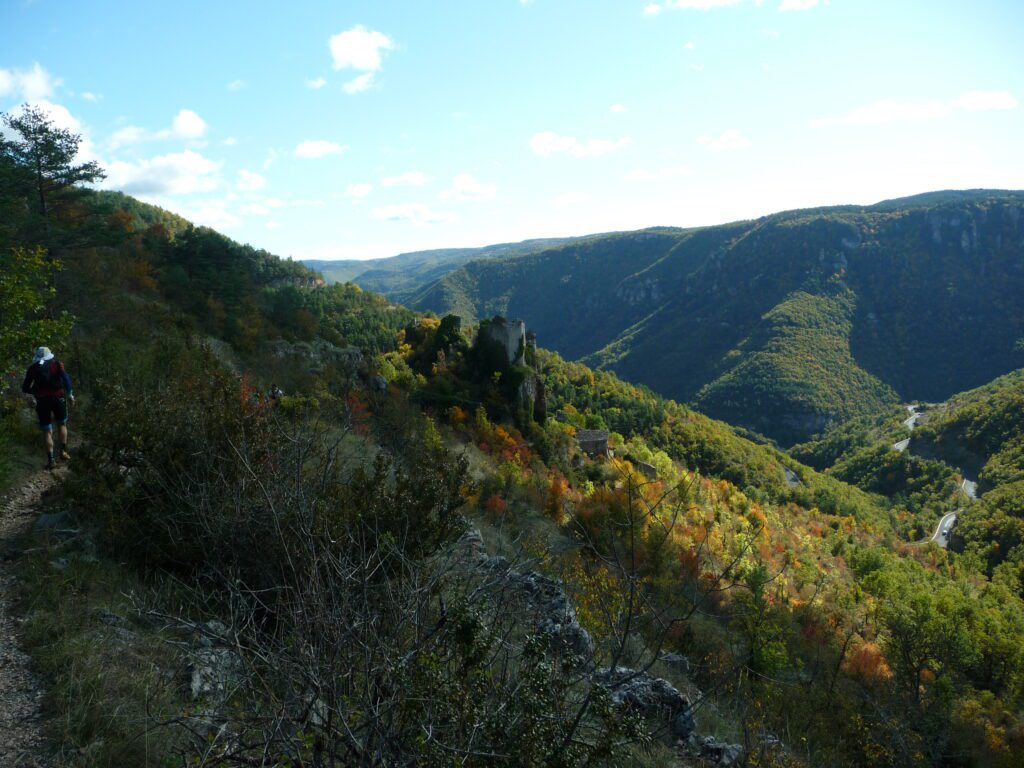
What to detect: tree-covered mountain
<box><xmin>6</xmin><ymin>109</ymin><xmax>1024</xmax><ymax>767</ymax></box>
<box><xmin>304</xmin><ymin>234</ymin><xmax>593</xmax><ymax>300</ymax></box>
<box><xmin>388</xmin><ymin>190</ymin><xmax>1024</xmax><ymax>444</ymax></box>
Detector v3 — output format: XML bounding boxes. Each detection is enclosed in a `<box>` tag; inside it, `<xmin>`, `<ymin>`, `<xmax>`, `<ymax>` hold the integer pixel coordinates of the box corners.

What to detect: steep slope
<box><xmin>405</xmin><ymin>190</ymin><xmax>1024</xmax><ymax>443</ymax></box>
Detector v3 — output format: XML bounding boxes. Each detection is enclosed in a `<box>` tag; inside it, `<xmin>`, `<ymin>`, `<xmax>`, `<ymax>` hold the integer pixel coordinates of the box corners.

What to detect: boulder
<box><xmin>696</xmin><ymin>735</ymin><xmax>744</xmax><ymax>766</ymax></box>
<box><xmin>593</xmin><ymin>666</ymin><xmax>695</xmax><ymax>740</ymax></box>
<box><xmin>479</xmin><ymin>555</ymin><xmax>594</xmax><ymax>658</ymax></box>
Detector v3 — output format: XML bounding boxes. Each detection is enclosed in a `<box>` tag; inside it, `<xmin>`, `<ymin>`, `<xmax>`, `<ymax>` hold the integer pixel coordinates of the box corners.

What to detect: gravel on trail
<box><xmin>0</xmin><ymin>467</ymin><xmax>63</xmax><ymax>768</ymax></box>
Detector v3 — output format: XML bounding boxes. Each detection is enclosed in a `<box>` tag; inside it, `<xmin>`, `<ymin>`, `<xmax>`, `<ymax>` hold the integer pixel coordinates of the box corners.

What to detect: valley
<box><xmin>3</xmin><ymin>108</ymin><xmax>1024</xmax><ymax>768</ymax></box>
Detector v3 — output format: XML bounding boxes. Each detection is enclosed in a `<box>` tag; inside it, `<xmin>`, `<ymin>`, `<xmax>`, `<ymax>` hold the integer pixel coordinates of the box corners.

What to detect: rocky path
<box><xmin>0</xmin><ymin>467</ymin><xmax>63</xmax><ymax>768</ymax></box>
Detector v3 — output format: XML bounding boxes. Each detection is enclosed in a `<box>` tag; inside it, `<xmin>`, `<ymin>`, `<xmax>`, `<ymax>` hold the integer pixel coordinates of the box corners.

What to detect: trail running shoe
<box><xmin>45</xmin><ymin>457</ymin><xmax>56</xmax><ymax>470</ymax></box>
<box><xmin>60</xmin><ymin>449</ymin><xmax>71</xmax><ymax>461</ymax></box>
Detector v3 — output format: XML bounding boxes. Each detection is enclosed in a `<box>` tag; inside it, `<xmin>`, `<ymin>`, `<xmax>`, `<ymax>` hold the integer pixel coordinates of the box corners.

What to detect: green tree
<box><xmin>0</xmin><ymin>104</ymin><xmax>105</xmax><ymax>248</ymax></box>
<box><xmin>0</xmin><ymin>246</ymin><xmax>73</xmax><ymax>373</ymax></box>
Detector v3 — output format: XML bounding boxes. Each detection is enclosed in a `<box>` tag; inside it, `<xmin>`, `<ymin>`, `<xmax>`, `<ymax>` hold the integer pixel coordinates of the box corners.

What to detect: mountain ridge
<box><xmin>336</xmin><ymin>189</ymin><xmax>1024</xmax><ymax>444</ymax></box>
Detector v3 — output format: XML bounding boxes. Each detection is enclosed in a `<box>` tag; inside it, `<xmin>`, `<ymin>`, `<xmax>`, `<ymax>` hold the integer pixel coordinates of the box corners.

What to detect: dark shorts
<box><xmin>35</xmin><ymin>396</ymin><xmax>68</xmax><ymax>431</ymax></box>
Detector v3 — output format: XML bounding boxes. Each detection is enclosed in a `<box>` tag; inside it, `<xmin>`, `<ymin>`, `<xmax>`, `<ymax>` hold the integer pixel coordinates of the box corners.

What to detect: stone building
<box><xmin>576</xmin><ymin>429</ymin><xmax>610</xmax><ymax>458</ymax></box>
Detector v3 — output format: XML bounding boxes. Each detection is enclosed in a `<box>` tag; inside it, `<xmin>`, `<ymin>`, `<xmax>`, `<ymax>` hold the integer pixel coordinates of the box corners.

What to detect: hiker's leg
<box><xmin>43</xmin><ymin>427</ymin><xmax>54</xmax><ymax>458</ymax></box>
<box><xmin>57</xmin><ymin>424</ymin><xmax>68</xmax><ymax>449</ymax></box>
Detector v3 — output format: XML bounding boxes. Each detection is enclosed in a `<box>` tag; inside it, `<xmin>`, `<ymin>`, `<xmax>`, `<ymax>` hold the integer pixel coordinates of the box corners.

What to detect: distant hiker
<box><xmin>21</xmin><ymin>346</ymin><xmax>74</xmax><ymax>470</ymax></box>
<box><xmin>268</xmin><ymin>383</ymin><xmax>284</xmax><ymax>401</ymax></box>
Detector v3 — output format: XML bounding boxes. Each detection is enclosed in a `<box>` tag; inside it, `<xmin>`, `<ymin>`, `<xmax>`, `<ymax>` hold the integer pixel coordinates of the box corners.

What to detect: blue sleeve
<box><xmin>61</xmin><ymin>367</ymin><xmax>73</xmax><ymax>395</ymax></box>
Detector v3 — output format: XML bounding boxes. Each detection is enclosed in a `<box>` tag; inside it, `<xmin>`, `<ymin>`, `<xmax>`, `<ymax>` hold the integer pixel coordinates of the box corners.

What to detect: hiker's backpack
<box><xmin>36</xmin><ymin>360</ymin><xmax>63</xmax><ymax>391</ymax></box>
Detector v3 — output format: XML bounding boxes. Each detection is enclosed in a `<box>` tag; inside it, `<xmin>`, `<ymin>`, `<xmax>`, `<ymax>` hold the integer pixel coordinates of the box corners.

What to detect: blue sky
<box><xmin>3</xmin><ymin>0</ymin><xmax>1022</xmax><ymax>261</ymax></box>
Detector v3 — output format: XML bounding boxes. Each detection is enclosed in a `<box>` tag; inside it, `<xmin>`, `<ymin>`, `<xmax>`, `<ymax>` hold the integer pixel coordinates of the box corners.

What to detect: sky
<box><xmin>2</xmin><ymin>0</ymin><xmax>1023</xmax><ymax>261</ymax></box>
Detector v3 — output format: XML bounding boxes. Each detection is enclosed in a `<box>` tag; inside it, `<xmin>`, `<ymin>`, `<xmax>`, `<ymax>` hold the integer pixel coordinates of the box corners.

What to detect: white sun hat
<box><xmin>33</xmin><ymin>346</ymin><xmax>54</xmax><ymax>364</ymax></box>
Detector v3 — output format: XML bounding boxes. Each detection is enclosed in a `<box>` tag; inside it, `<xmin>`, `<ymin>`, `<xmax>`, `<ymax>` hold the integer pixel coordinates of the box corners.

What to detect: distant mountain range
<box><xmin>307</xmin><ymin>190</ymin><xmax>1024</xmax><ymax>444</ymax></box>
<box><xmin>304</xmin><ymin>235</ymin><xmax>595</xmax><ymax>300</ymax></box>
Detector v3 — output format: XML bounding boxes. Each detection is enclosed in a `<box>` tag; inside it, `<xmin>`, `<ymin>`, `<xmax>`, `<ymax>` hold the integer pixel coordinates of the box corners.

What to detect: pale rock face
<box><xmin>482</xmin><ymin>317</ymin><xmax>527</xmax><ymax>366</ymax></box>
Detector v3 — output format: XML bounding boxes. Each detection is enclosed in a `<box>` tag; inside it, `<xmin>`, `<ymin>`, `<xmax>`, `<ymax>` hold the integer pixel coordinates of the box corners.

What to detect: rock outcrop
<box><xmin>593</xmin><ymin>666</ymin><xmax>695</xmax><ymax>741</ymax></box>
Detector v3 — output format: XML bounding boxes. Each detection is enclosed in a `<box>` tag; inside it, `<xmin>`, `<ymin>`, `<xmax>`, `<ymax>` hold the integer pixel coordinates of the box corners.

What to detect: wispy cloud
<box><xmin>329</xmin><ymin>25</ymin><xmax>395</xmax><ymax>95</ymax></box>
<box><xmin>382</xmin><ymin>170</ymin><xmax>430</xmax><ymax>187</ymax></box>
<box><xmin>811</xmin><ymin>91</ymin><xmax>1017</xmax><ymax>127</ymax></box>
<box><xmin>346</xmin><ymin>183</ymin><xmax>373</xmax><ymax>199</ymax></box>
<box><xmin>698</xmin><ymin>128</ymin><xmax>751</xmax><ymax>150</ymax></box>
<box><xmin>371</xmin><ymin>202</ymin><xmax>455</xmax><ymax>224</ymax></box>
<box><xmin>646</xmin><ymin>0</ymin><xmax>741</xmax><ymax>13</ymax></box>
<box><xmin>610</xmin><ymin>104</ymin><xmax>628</xmax><ymax>113</ymax></box>
<box><xmin>306</xmin><ymin>77</ymin><xmax>327</xmax><ymax>90</ymax></box>
<box><xmin>440</xmin><ymin>173</ymin><xmax>497</xmax><ymax>201</ymax></box>
<box><xmin>530</xmin><ymin>131</ymin><xmax>633</xmax><ymax>158</ymax></box>
<box><xmin>236</xmin><ymin>169</ymin><xmax>266</xmax><ymax>191</ymax></box>
<box><xmin>294</xmin><ymin>139</ymin><xmax>347</xmax><ymax>158</ymax></box>
<box><xmin>226</xmin><ymin>79</ymin><xmax>246</xmax><ymax>91</ymax></box>
<box><xmin>778</xmin><ymin>0</ymin><xmax>819</xmax><ymax>11</ymax></box>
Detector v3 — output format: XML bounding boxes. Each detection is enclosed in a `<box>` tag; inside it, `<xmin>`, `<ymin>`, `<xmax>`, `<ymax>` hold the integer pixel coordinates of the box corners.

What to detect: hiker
<box><xmin>268</xmin><ymin>383</ymin><xmax>284</xmax><ymax>401</ymax></box>
<box><xmin>21</xmin><ymin>346</ymin><xmax>75</xmax><ymax>470</ymax></box>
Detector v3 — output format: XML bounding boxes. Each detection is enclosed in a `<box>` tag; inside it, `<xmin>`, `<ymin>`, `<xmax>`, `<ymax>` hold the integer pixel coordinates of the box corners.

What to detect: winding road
<box><xmin>895</xmin><ymin>405</ymin><xmax>978</xmax><ymax>549</ymax></box>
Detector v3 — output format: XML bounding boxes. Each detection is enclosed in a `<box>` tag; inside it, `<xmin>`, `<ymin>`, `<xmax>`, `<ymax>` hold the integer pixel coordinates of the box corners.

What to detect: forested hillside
<box><xmin>4</xmin><ymin>109</ymin><xmax>1024</xmax><ymax>768</ymax></box>
<box><xmin>304</xmin><ymin>234</ymin><xmax>588</xmax><ymax>299</ymax></box>
<box><xmin>384</xmin><ymin>191</ymin><xmax>1024</xmax><ymax>444</ymax></box>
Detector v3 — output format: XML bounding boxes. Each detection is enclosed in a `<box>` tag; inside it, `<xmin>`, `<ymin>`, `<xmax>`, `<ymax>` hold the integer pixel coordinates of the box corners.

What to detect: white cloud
<box><xmin>643</xmin><ymin>3</ymin><xmax>663</xmax><ymax>15</ymax></box>
<box><xmin>109</xmin><ymin>125</ymin><xmax>147</xmax><ymax>149</ymax></box>
<box><xmin>698</xmin><ymin>128</ymin><xmax>751</xmax><ymax>150</ymax></box>
<box><xmin>227</xmin><ymin>79</ymin><xmax>246</xmax><ymax>91</ymax></box>
<box><xmin>329</xmin><ymin>25</ymin><xmax>394</xmax><ymax>72</ymax></box>
<box><xmin>222</xmin><ymin>137</ymin><xmax>238</xmax><ymax>146</ymax></box>
<box><xmin>625</xmin><ymin>165</ymin><xmax>691</xmax><ymax>181</ymax></box>
<box><xmin>0</xmin><ymin>63</ymin><xmax>59</xmax><ymax>102</ymax></box>
<box><xmin>266</xmin><ymin>220</ymin><xmax>281</xmax><ymax>230</ymax></box>
<box><xmin>103</xmin><ymin>150</ymin><xmax>221</xmax><ymax>196</ymax></box>
<box><xmin>684</xmin><ymin>40</ymin><xmax>696</xmax><ymax>50</ymax></box>
<box><xmin>529</xmin><ymin>131</ymin><xmax>633</xmax><ymax>158</ymax></box>
<box><xmin>382</xmin><ymin>170</ymin><xmax>430</xmax><ymax>187</ymax></box>
<box><xmin>371</xmin><ymin>203</ymin><xmax>455</xmax><ymax>224</ymax></box>
<box><xmin>440</xmin><ymin>173</ymin><xmax>497</xmax><ymax>201</ymax></box>
<box><xmin>171</xmin><ymin>109</ymin><xmax>207</xmax><ymax>139</ymax></box>
<box><xmin>778</xmin><ymin>0</ymin><xmax>818</xmax><ymax>10</ymax></box>
<box><xmin>236</xmin><ymin>169</ymin><xmax>266</xmax><ymax>191</ymax></box>
<box><xmin>80</xmin><ymin>91</ymin><xmax>100</xmax><ymax>102</ymax></box>
<box><xmin>306</xmin><ymin>77</ymin><xmax>327</xmax><ymax>90</ymax></box>
<box><xmin>689</xmin><ymin>63</ymin><xmax>705</xmax><ymax>72</ymax></box>
<box><xmin>173</xmin><ymin>199</ymin><xmax>240</xmax><ymax>230</ymax></box>
<box><xmin>343</xmin><ymin>72</ymin><xmax>376</xmax><ymax>94</ymax></box>
<box><xmin>610</xmin><ymin>104</ymin><xmax>628</xmax><ymax>113</ymax></box>
<box><xmin>811</xmin><ymin>91</ymin><xmax>1017</xmax><ymax>127</ymax></box>
<box><xmin>328</xmin><ymin>25</ymin><xmax>395</xmax><ymax>94</ymax></box>
<box><xmin>295</xmin><ymin>139</ymin><xmax>347</xmax><ymax>158</ymax></box>
<box><xmin>108</xmin><ymin>108</ymin><xmax>208</xmax><ymax>149</ymax></box>
<box><xmin>346</xmin><ymin>183</ymin><xmax>373</xmax><ymax>198</ymax></box>
<box><xmin>953</xmin><ymin>90</ymin><xmax>1018</xmax><ymax>111</ymax></box>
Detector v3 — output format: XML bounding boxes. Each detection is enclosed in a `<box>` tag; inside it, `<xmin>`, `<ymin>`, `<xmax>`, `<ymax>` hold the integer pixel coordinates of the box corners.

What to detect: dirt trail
<box><xmin>0</xmin><ymin>467</ymin><xmax>63</xmax><ymax>768</ymax></box>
